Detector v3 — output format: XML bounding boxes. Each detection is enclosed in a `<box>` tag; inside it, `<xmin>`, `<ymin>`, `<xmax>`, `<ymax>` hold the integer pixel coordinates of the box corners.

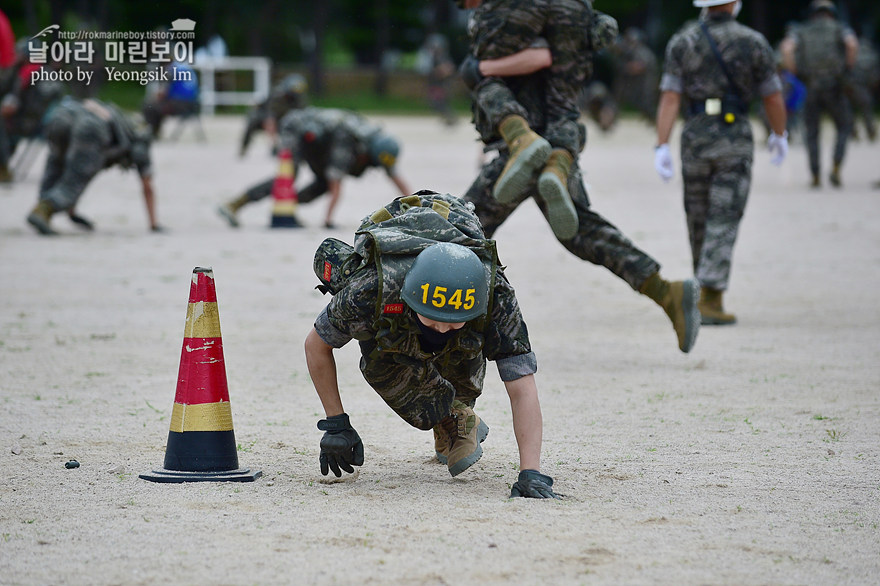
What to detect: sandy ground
<box><xmin>1</xmin><ymin>113</ymin><xmax>878</xmax><ymax>586</ymax></box>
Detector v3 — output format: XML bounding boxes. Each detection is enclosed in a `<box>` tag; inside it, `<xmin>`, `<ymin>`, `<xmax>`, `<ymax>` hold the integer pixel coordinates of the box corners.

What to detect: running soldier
<box><xmin>462</xmin><ymin>13</ymin><xmax>701</xmax><ymax>353</ymax></box>
<box><xmin>654</xmin><ymin>0</ymin><xmax>788</xmax><ymax>325</ymax></box>
<box><xmin>780</xmin><ymin>0</ymin><xmax>859</xmax><ymax>187</ymax></box>
<box><xmin>239</xmin><ymin>73</ymin><xmax>308</xmax><ymax>157</ymax></box>
<box><xmin>458</xmin><ymin>0</ymin><xmax>616</xmax><ymax>240</ymax></box>
<box><xmin>219</xmin><ymin>107</ymin><xmax>410</xmax><ymax>229</ymax></box>
<box><xmin>25</xmin><ymin>97</ymin><xmax>161</xmax><ymax>235</ymax></box>
<box><xmin>305</xmin><ymin>191</ymin><xmax>558</xmax><ymax>499</ymax></box>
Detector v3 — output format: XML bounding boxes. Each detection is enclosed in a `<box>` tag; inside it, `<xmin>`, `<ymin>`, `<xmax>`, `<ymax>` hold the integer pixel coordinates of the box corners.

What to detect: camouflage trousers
<box><xmin>357</xmin><ymin>342</ymin><xmax>484</xmax><ymax>430</ymax></box>
<box><xmin>803</xmin><ymin>81</ymin><xmax>852</xmax><ymax>175</ymax></box>
<box><xmin>243</xmin><ymin>173</ymin><xmax>328</xmax><ymax>205</ymax></box>
<box><xmin>680</xmin><ymin>117</ymin><xmax>754</xmax><ymax>291</ymax></box>
<box><xmin>463</xmin><ymin>153</ymin><xmax>659</xmax><ymax>291</ymax></box>
<box><xmin>39</xmin><ymin>104</ymin><xmax>110</xmax><ymax>211</ymax></box>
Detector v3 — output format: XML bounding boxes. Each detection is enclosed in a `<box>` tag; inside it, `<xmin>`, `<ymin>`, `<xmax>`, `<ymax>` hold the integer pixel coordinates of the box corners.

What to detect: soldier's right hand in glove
<box><xmin>317</xmin><ymin>413</ymin><xmax>364</xmax><ymax>477</ymax></box>
<box><xmin>510</xmin><ymin>469</ymin><xmax>561</xmax><ymax>499</ymax></box>
<box><xmin>458</xmin><ymin>55</ymin><xmax>483</xmax><ymax>90</ymax></box>
<box><xmin>654</xmin><ymin>144</ymin><xmax>675</xmax><ymax>182</ymax></box>
<box><xmin>767</xmin><ymin>131</ymin><xmax>788</xmax><ymax>166</ymax></box>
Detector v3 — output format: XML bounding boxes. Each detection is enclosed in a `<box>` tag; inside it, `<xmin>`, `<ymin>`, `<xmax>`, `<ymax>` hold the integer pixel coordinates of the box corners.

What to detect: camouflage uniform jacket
<box><xmin>660</xmin><ymin>12</ymin><xmax>781</xmax><ymax>150</ymax></box>
<box><xmin>279</xmin><ymin>107</ymin><xmax>393</xmax><ymax>181</ymax></box>
<box><xmin>792</xmin><ymin>17</ymin><xmax>851</xmax><ymax>87</ymax></box>
<box><xmin>661</xmin><ymin>13</ymin><xmax>781</xmax><ymax>108</ymax></box>
<box><xmin>313</xmin><ymin>192</ymin><xmax>537</xmax><ymax>382</ymax></box>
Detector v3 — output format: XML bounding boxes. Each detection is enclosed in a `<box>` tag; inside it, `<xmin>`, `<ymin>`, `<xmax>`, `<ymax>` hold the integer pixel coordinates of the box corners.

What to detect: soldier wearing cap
<box><xmin>220</xmin><ymin>106</ymin><xmax>410</xmax><ymax>229</ymax></box>
<box><xmin>654</xmin><ymin>0</ymin><xmax>787</xmax><ymax>325</ymax></box>
<box><xmin>304</xmin><ymin>191</ymin><xmax>558</xmax><ymax>499</ymax></box>
<box><xmin>25</xmin><ymin>97</ymin><xmax>161</xmax><ymax>236</ymax></box>
<box><xmin>780</xmin><ymin>0</ymin><xmax>859</xmax><ymax>187</ymax></box>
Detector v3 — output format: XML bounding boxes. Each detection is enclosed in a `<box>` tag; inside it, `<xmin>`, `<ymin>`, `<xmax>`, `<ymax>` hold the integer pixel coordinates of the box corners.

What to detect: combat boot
<box><xmin>437</xmin><ymin>400</ymin><xmax>489</xmax><ymax>476</ymax></box>
<box><xmin>639</xmin><ymin>273</ymin><xmax>700</xmax><ymax>353</ymax></box>
<box><xmin>0</xmin><ymin>164</ymin><xmax>12</xmax><ymax>184</ymax></box>
<box><xmin>217</xmin><ymin>194</ymin><xmax>251</xmax><ymax>227</ymax></box>
<box><xmin>698</xmin><ymin>287</ymin><xmax>737</xmax><ymax>325</ymax></box>
<box><xmin>537</xmin><ymin>149</ymin><xmax>578</xmax><ymax>240</ymax></box>
<box><xmin>493</xmin><ymin>115</ymin><xmax>550</xmax><ymax>203</ymax></box>
<box><xmin>26</xmin><ymin>200</ymin><xmax>59</xmax><ymax>236</ymax></box>
<box><xmin>829</xmin><ymin>164</ymin><xmax>842</xmax><ymax>188</ymax></box>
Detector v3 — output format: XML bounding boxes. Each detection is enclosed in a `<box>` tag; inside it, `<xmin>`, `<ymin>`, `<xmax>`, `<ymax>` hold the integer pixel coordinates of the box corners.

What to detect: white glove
<box><xmin>767</xmin><ymin>131</ymin><xmax>788</xmax><ymax>166</ymax></box>
<box><xmin>654</xmin><ymin>144</ymin><xmax>675</xmax><ymax>182</ymax></box>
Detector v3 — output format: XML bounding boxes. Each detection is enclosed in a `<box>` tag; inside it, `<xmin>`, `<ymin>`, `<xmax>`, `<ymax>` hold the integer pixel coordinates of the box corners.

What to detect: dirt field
<box><xmin>1</xmin><ymin>114</ymin><xmax>878</xmax><ymax>585</ymax></box>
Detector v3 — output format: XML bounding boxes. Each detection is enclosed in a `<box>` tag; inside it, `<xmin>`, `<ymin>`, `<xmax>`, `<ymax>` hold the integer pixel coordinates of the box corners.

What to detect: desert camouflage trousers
<box><xmin>804</xmin><ymin>81</ymin><xmax>853</xmax><ymax>175</ymax></box>
<box><xmin>357</xmin><ymin>341</ymin><xmax>484</xmax><ymax>430</ymax></box>
<box><xmin>463</xmin><ymin>154</ymin><xmax>659</xmax><ymax>290</ymax></box>
<box><xmin>680</xmin><ymin>116</ymin><xmax>754</xmax><ymax>291</ymax></box>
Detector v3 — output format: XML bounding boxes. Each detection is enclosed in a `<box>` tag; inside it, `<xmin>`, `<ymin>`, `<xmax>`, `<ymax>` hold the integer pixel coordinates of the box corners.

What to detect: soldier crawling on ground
<box><xmin>305</xmin><ymin>191</ymin><xmax>559</xmax><ymax>499</ymax></box>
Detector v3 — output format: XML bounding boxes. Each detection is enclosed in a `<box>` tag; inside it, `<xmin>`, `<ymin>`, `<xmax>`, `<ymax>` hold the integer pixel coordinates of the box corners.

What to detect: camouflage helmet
<box><xmin>591</xmin><ymin>12</ymin><xmax>619</xmax><ymax>51</ymax></box>
<box><xmin>281</xmin><ymin>73</ymin><xmax>308</xmax><ymax>96</ymax></box>
<box><xmin>809</xmin><ymin>0</ymin><xmax>837</xmax><ymax>16</ymax></box>
<box><xmin>369</xmin><ymin>132</ymin><xmax>400</xmax><ymax>169</ymax></box>
<box><xmin>401</xmin><ymin>242</ymin><xmax>489</xmax><ymax>323</ymax></box>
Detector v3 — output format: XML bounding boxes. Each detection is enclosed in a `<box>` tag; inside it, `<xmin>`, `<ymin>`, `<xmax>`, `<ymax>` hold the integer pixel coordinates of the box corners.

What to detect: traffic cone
<box><xmin>270</xmin><ymin>148</ymin><xmax>301</xmax><ymax>228</ymax></box>
<box><xmin>140</xmin><ymin>267</ymin><xmax>261</xmax><ymax>483</ymax></box>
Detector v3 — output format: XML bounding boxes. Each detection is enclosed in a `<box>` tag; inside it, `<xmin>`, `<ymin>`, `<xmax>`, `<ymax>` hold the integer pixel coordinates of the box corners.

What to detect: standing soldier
<box><xmin>305</xmin><ymin>191</ymin><xmax>559</xmax><ymax>498</ymax></box>
<box><xmin>780</xmin><ymin>0</ymin><xmax>859</xmax><ymax>188</ymax></box>
<box><xmin>219</xmin><ymin>107</ymin><xmax>410</xmax><ymax>229</ymax></box>
<box><xmin>25</xmin><ymin>97</ymin><xmax>161</xmax><ymax>235</ymax></box>
<box><xmin>654</xmin><ymin>0</ymin><xmax>788</xmax><ymax>325</ymax></box>
<box><xmin>611</xmin><ymin>27</ymin><xmax>659</xmax><ymax>124</ymax></box>
<box><xmin>239</xmin><ymin>73</ymin><xmax>308</xmax><ymax>157</ymax></box>
<box><xmin>846</xmin><ymin>34</ymin><xmax>878</xmax><ymax>143</ymax></box>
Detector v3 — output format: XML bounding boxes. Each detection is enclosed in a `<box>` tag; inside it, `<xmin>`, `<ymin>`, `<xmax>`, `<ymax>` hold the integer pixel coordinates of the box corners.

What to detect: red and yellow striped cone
<box><xmin>270</xmin><ymin>148</ymin><xmax>301</xmax><ymax>228</ymax></box>
<box><xmin>140</xmin><ymin>267</ymin><xmax>261</xmax><ymax>483</ymax></box>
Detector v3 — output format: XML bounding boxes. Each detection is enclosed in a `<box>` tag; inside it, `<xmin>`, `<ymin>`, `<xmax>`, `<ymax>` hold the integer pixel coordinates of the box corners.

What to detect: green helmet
<box><xmin>401</xmin><ymin>243</ymin><xmax>488</xmax><ymax>323</ymax></box>
<box><xmin>369</xmin><ymin>133</ymin><xmax>400</xmax><ymax>169</ymax></box>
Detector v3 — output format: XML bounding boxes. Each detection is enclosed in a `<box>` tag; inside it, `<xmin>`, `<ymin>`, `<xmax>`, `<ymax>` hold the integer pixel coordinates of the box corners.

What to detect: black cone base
<box><xmin>139</xmin><ymin>468</ymin><xmax>262</xmax><ymax>483</ymax></box>
<box><xmin>270</xmin><ymin>215</ymin><xmax>302</xmax><ymax>228</ymax></box>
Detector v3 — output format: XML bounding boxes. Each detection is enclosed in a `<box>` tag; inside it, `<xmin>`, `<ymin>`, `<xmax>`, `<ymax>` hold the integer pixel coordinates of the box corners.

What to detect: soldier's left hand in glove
<box><xmin>510</xmin><ymin>469</ymin><xmax>561</xmax><ymax>499</ymax></box>
<box><xmin>767</xmin><ymin>131</ymin><xmax>788</xmax><ymax>166</ymax></box>
<box><xmin>317</xmin><ymin>413</ymin><xmax>364</xmax><ymax>477</ymax></box>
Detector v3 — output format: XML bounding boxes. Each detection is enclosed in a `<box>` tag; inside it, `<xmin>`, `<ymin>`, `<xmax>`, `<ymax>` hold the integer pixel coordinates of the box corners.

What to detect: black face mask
<box><xmin>415</xmin><ymin>318</ymin><xmax>460</xmax><ymax>352</ymax></box>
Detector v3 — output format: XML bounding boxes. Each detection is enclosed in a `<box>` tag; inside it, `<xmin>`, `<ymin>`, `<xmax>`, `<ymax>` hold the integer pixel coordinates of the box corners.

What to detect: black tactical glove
<box><xmin>510</xmin><ymin>469</ymin><xmax>560</xmax><ymax>499</ymax></box>
<box><xmin>317</xmin><ymin>413</ymin><xmax>364</xmax><ymax>477</ymax></box>
<box><xmin>459</xmin><ymin>55</ymin><xmax>484</xmax><ymax>90</ymax></box>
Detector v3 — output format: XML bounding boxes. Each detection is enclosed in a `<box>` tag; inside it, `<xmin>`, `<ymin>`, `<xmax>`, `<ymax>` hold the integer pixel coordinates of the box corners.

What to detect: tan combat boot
<box><xmin>537</xmin><ymin>149</ymin><xmax>578</xmax><ymax>240</ymax></box>
<box><xmin>639</xmin><ymin>273</ymin><xmax>700</xmax><ymax>353</ymax></box>
<box><xmin>698</xmin><ymin>287</ymin><xmax>737</xmax><ymax>325</ymax></box>
<box><xmin>0</xmin><ymin>164</ymin><xmax>12</xmax><ymax>184</ymax></box>
<box><xmin>493</xmin><ymin>115</ymin><xmax>550</xmax><ymax>204</ymax></box>
<box><xmin>26</xmin><ymin>200</ymin><xmax>59</xmax><ymax>235</ymax></box>
<box><xmin>829</xmin><ymin>164</ymin><xmax>842</xmax><ymax>188</ymax></box>
<box><xmin>437</xmin><ymin>400</ymin><xmax>489</xmax><ymax>476</ymax></box>
<box><xmin>217</xmin><ymin>194</ymin><xmax>251</xmax><ymax>227</ymax></box>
